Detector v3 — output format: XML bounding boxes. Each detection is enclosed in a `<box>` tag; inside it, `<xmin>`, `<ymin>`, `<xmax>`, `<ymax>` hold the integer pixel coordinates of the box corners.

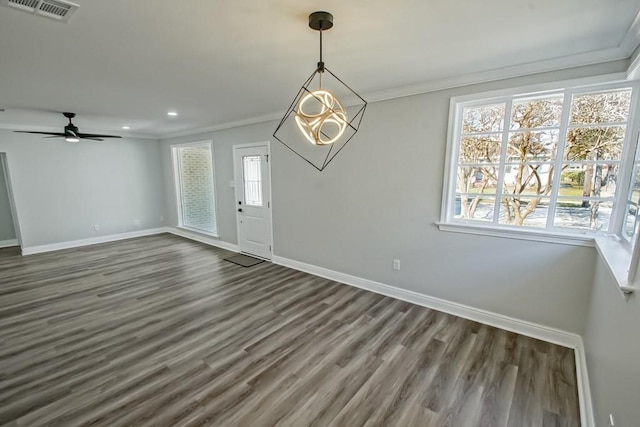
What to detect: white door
<box><xmin>233</xmin><ymin>144</ymin><xmax>272</xmax><ymax>259</ymax></box>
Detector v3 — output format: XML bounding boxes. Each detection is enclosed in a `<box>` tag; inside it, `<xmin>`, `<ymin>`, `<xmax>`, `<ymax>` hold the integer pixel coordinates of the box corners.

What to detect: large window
<box><xmin>172</xmin><ymin>141</ymin><xmax>218</xmax><ymax>236</ymax></box>
<box><xmin>443</xmin><ymin>82</ymin><xmax>639</xmax><ymax>244</ymax></box>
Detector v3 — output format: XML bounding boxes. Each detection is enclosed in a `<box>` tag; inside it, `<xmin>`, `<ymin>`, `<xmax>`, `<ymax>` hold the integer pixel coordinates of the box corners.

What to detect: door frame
<box><xmin>0</xmin><ymin>153</ymin><xmax>23</xmax><ymax>249</ymax></box>
<box><xmin>232</xmin><ymin>141</ymin><xmax>274</xmax><ymax>260</ymax></box>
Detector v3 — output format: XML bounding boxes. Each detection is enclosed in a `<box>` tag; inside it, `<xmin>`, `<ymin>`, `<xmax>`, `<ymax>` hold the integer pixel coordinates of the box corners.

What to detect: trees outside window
<box><xmin>450</xmin><ymin>85</ymin><xmax>634</xmax><ymax>234</ymax></box>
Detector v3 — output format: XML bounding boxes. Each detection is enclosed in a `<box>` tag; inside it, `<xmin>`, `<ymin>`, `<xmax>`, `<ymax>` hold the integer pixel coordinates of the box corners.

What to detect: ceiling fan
<box><xmin>14</xmin><ymin>112</ymin><xmax>122</xmax><ymax>142</ymax></box>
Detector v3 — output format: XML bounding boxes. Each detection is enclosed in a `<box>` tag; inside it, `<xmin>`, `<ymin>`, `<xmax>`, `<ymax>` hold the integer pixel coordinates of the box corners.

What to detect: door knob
<box><xmin>238</xmin><ymin>208</ymin><xmax>243</xmax><ymax>212</ymax></box>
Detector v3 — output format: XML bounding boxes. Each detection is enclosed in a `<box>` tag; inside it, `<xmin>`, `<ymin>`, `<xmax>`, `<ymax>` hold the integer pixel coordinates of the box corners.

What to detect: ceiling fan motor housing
<box><xmin>65</xmin><ymin>123</ymin><xmax>79</xmax><ymax>135</ymax></box>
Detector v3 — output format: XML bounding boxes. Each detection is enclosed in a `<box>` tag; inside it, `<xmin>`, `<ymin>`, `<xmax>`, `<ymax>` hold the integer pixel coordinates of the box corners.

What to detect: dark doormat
<box><xmin>224</xmin><ymin>253</ymin><xmax>266</xmax><ymax>268</ymax></box>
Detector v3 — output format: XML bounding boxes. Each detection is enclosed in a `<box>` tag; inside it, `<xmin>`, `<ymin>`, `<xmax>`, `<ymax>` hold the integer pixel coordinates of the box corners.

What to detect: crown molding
<box><xmin>627</xmin><ymin>44</ymin><xmax>640</xmax><ymax>80</ymax></box>
<box><xmin>162</xmin><ymin>50</ymin><xmax>628</xmax><ymax>142</ymax></box>
<box><xmin>161</xmin><ymin>111</ymin><xmax>284</xmax><ymax>140</ymax></box>
<box><xmin>7</xmin><ymin>11</ymin><xmax>640</xmax><ymax>145</ymax></box>
<box><xmin>160</xmin><ymin>10</ymin><xmax>640</xmax><ymax>142</ymax></box>
<box><xmin>365</xmin><ymin>48</ymin><xmax>629</xmax><ymax>104</ymax></box>
<box><xmin>620</xmin><ymin>10</ymin><xmax>640</xmax><ymax>54</ymax></box>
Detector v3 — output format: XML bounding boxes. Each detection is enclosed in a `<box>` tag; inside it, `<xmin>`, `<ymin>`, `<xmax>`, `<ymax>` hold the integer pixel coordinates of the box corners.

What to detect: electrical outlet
<box><xmin>393</xmin><ymin>259</ymin><xmax>401</xmax><ymax>271</ymax></box>
<box><xmin>93</xmin><ymin>224</ymin><xmax>100</xmax><ymax>231</ymax></box>
<box><xmin>133</xmin><ymin>219</ymin><xmax>141</xmax><ymax>226</ymax></box>
<box><xmin>609</xmin><ymin>414</ymin><xmax>615</xmax><ymax>426</ymax></box>
<box><xmin>229</xmin><ymin>180</ymin><xmax>235</xmax><ymax>188</ymax></box>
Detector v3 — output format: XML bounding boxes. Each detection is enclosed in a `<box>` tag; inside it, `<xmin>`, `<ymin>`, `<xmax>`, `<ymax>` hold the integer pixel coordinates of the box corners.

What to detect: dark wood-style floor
<box><xmin>0</xmin><ymin>235</ymin><xmax>580</xmax><ymax>426</ymax></box>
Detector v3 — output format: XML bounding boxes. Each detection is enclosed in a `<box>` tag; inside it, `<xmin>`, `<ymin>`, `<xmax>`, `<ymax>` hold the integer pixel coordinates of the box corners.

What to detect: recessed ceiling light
<box><xmin>122</xmin><ymin>126</ymin><xmax>130</xmax><ymax>130</ymax></box>
<box><xmin>167</xmin><ymin>111</ymin><xmax>178</xmax><ymax>117</ymax></box>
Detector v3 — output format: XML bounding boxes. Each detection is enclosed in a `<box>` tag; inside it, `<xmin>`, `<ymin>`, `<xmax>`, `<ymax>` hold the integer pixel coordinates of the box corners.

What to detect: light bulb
<box><xmin>295</xmin><ymin>89</ymin><xmax>347</xmax><ymax>145</ymax></box>
<box><xmin>65</xmin><ymin>137</ymin><xmax>80</xmax><ymax>142</ymax></box>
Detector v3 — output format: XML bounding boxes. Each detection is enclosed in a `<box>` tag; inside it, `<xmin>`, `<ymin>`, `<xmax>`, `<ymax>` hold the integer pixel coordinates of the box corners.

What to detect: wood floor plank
<box><xmin>0</xmin><ymin>234</ymin><xmax>581</xmax><ymax>426</ymax></box>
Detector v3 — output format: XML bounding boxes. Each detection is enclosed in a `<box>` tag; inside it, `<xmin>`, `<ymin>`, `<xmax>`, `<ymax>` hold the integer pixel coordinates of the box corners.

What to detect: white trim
<box><xmin>0</xmin><ymin>239</ymin><xmax>18</xmax><ymax>248</ymax></box>
<box><xmin>627</xmin><ymin>49</ymin><xmax>640</xmax><ymax>80</ymax></box>
<box><xmin>448</xmin><ymin>74</ymin><xmax>633</xmax><ymax>106</ymax></box>
<box><xmin>21</xmin><ymin>228</ymin><xmax>167</xmax><ymax>255</ymax></box>
<box><xmin>575</xmin><ymin>343</ymin><xmax>596</xmax><ymax>427</ymax></box>
<box><xmin>160</xmin><ymin>57</ymin><xmax>634</xmax><ymax>142</ymax></box>
<box><xmin>437</xmin><ymin>222</ymin><xmax>595</xmax><ymax>247</ymax></box>
<box><xmin>620</xmin><ymin>10</ymin><xmax>640</xmax><ymax>55</ymax></box>
<box><xmin>171</xmin><ymin>140</ymin><xmax>219</xmax><ymax>237</ymax></box>
<box><xmin>18</xmin><ymin>225</ymin><xmax>238</xmax><ymax>261</ymax></box>
<box><xmin>8</xmin><ymin>11</ymin><xmax>640</xmax><ymax>144</ymax></box>
<box><xmin>232</xmin><ymin>141</ymin><xmax>273</xmax><ymax>260</ymax></box>
<box><xmin>595</xmin><ymin>235</ymin><xmax>637</xmax><ymax>297</ymax></box>
<box><xmin>166</xmin><ymin>226</ymin><xmax>239</xmax><ymax>253</ymax></box>
<box><xmin>272</xmin><ymin>255</ymin><xmax>581</xmax><ymax>347</ymax></box>
<box><xmin>175</xmin><ymin>225</ymin><xmax>218</xmax><ymax>239</ymax></box>
<box><xmin>440</xmin><ymin>96</ymin><xmax>460</xmax><ymax>223</ymax></box>
<box><xmin>1</xmin><ymin>153</ymin><xmax>23</xmax><ymax>248</ymax></box>
<box><xmin>272</xmin><ymin>254</ymin><xmax>593</xmax><ymax>426</ymax></box>
<box><xmin>163</xmin><ymin>112</ymin><xmax>283</xmax><ymax>140</ymax></box>
<box><xmin>440</xmin><ymin>80</ymin><xmax>638</xmax><ymax>249</ymax></box>
<box><xmin>365</xmin><ymin>51</ymin><xmax>627</xmax><ymax>104</ymax></box>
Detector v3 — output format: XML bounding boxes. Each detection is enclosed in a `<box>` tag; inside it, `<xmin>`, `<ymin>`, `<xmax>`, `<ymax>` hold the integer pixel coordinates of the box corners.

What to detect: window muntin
<box><xmin>449</xmin><ymin>86</ymin><xmax>634</xmax><ymax>235</ymax></box>
<box><xmin>173</xmin><ymin>142</ymin><xmax>217</xmax><ymax>235</ymax></box>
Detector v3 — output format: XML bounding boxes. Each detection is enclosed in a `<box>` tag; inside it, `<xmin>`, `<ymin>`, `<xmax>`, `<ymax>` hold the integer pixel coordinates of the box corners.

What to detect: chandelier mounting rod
<box><xmin>309</xmin><ymin>11</ymin><xmax>333</xmax><ymax>73</ymax></box>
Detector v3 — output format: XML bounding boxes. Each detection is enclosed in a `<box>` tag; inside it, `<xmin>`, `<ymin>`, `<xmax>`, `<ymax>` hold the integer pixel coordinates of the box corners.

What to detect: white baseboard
<box><xmin>272</xmin><ymin>254</ymin><xmax>594</xmax><ymax>427</ymax></box>
<box><xmin>165</xmin><ymin>227</ymin><xmax>239</xmax><ymax>253</ymax></box>
<box><xmin>15</xmin><ymin>231</ymin><xmax>594</xmax><ymax>425</ymax></box>
<box><xmin>21</xmin><ymin>228</ymin><xmax>167</xmax><ymax>255</ymax></box>
<box><xmin>273</xmin><ymin>255</ymin><xmax>581</xmax><ymax>347</ymax></box>
<box><xmin>0</xmin><ymin>239</ymin><xmax>18</xmax><ymax>249</ymax></box>
<box><xmin>19</xmin><ymin>225</ymin><xmax>240</xmax><ymax>257</ymax></box>
<box><xmin>574</xmin><ymin>343</ymin><xmax>595</xmax><ymax>427</ymax></box>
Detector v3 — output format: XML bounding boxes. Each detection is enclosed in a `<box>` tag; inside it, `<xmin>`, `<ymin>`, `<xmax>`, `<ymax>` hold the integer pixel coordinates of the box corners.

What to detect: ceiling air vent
<box><xmin>0</xmin><ymin>0</ymin><xmax>78</xmax><ymax>22</ymax></box>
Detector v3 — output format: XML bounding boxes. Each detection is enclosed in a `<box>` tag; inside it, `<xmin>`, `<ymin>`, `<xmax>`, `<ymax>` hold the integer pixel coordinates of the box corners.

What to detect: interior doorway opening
<box><xmin>0</xmin><ymin>153</ymin><xmax>22</xmax><ymax>254</ymax></box>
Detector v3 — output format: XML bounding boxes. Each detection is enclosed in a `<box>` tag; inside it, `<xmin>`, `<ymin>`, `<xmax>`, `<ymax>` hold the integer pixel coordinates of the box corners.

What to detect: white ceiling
<box><xmin>0</xmin><ymin>0</ymin><xmax>638</xmax><ymax>139</ymax></box>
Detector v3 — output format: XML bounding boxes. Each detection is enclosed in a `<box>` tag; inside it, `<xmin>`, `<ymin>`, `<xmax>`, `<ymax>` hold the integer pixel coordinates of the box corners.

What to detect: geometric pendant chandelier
<box><xmin>273</xmin><ymin>11</ymin><xmax>367</xmax><ymax>171</ymax></box>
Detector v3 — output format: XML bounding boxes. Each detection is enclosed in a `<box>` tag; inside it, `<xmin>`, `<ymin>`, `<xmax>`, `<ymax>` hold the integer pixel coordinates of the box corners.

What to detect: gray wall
<box><xmin>0</xmin><ymin>130</ymin><xmax>165</xmax><ymax>248</ymax></box>
<box><xmin>160</xmin><ymin>60</ymin><xmax>629</xmax><ymax>334</ymax></box>
<box><xmin>583</xmin><ymin>257</ymin><xmax>640</xmax><ymax>426</ymax></box>
<box><xmin>0</xmin><ymin>157</ymin><xmax>16</xmax><ymax>242</ymax></box>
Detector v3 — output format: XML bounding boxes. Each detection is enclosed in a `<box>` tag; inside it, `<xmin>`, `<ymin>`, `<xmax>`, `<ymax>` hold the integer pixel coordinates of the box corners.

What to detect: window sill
<box><xmin>436</xmin><ymin>221</ymin><xmax>595</xmax><ymax>247</ymax></box>
<box><xmin>594</xmin><ymin>236</ymin><xmax>636</xmax><ymax>299</ymax></box>
<box><xmin>436</xmin><ymin>222</ymin><xmax>636</xmax><ymax>299</ymax></box>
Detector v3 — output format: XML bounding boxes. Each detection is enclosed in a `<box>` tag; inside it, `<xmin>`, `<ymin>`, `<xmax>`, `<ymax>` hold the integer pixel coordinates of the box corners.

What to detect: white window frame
<box><xmin>171</xmin><ymin>140</ymin><xmax>219</xmax><ymax>237</ymax></box>
<box><xmin>439</xmin><ymin>74</ymin><xmax>640</xmax><ymax>297</ymax></box>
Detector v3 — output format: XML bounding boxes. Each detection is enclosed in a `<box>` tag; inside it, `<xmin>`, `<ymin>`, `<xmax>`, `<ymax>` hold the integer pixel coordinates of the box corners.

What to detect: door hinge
<box><xmin>265</xmin><ymin>154</ymin><xmax>269</xmax><ymax>162</ymax></box>
<box><xmin>269</xmin><ymin>245</ymin><xmax>272</xmax><ymax>252</ymax></box>
<box><xmin>268</xmin><ymin>201</ymin><xmax>270</xmax><ymax>208</ymax></box>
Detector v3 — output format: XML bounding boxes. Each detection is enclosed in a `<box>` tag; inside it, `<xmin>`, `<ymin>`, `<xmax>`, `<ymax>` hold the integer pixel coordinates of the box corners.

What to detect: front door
<box><xmin>233</xmin><ymin>143</ymin><xmax>272</xmax><ymax>259</ymax></box>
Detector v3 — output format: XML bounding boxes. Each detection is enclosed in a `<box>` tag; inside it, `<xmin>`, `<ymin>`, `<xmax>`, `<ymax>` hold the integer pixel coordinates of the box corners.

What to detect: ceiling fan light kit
<box><xmin>273</xmin><ymin>11</ymin><xmax>367</xmax><ymax>172</ymax></box>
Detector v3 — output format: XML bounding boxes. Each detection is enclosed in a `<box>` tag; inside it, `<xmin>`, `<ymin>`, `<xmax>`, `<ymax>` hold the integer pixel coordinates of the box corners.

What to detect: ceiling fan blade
<box><xmin>80</xmin><ymin>137</ymin><xmax>104</xmax><ymax>141</ymax></box>
<box><xmin>78</xmin><ymin>133</ymin><xmax>122</xmax><ymax>139</ymax></box>
<box><xmin>14</xmin><ymin>131</ymin><xmax>67</xmax><ymax>136</ymax></box>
